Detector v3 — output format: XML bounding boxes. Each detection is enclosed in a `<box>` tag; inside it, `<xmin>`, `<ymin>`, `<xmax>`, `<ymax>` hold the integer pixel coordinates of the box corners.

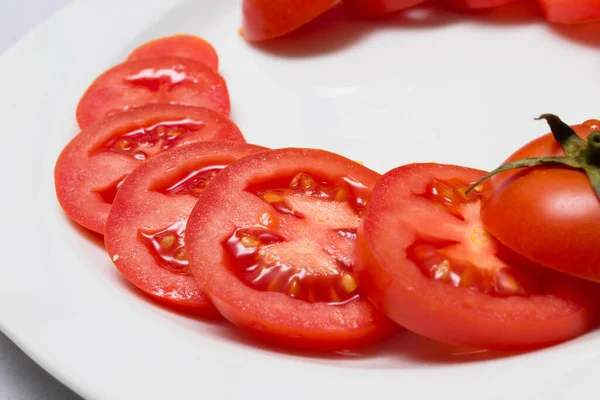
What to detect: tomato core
<box><xmin>411</xmin><ymin>177</ymin><xmax>538</xmax><ymax>297</ymax></box>
<box><xmin>139</xmin><ymin>220</ymin><xmax>191</xmax><ymax>275</ymax></box>
<box><xmin>96</xmin><ymin>119</ymin><xmax>206</xmax><ymax>161</ymax></box>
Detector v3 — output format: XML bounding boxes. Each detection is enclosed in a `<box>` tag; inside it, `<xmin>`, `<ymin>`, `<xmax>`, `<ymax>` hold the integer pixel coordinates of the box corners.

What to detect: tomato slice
<box><xmin>76</xmin><ymin>57</ymin><xmax>230</xmax><ymax>129</ymax></box>
<box><xmin>481</xmin><ymin>121</ymin><xmax>600</xmax><ymax>283</ymax></box>
<box><xmin>55</xmin><ymin>104</ymin><xmax>245</xmax><ymax>234</ymax></box>
<box><xmin>185</xmin><ymin>148</ymin><xmax>398</xmax><ymax>351</ymax></box>
<box><xmin>355</xmin><ymin>163</ymin><xmax>600</xmax><ymax>350</ymax></box>
<box><xmin>538</xmin><ymin>0</ymin><xmax>600</xmax><ymax>23</ymax></box>
<box><xmin>343</xmin><ymin>0</ymin><xmax>426</xmax><ymax>17</ymax></box>
<box><xmin>439</xmin><ymin>0</ymin><xmax>519</xmax><ymax>8</ymax></box>
<box><xmin>127</xmin><ymin>34</ymin><xmax>219</xmax><ymax>70</ymax></box>
<box><xmin>105</xmin><ymin>141</ymin><xmax>266</xmax><ymax>315</ymax></box>
<box><xmin>242</xmin><ymin>0</ymin><xmax>338</xmax><ymax>41</ymax></box>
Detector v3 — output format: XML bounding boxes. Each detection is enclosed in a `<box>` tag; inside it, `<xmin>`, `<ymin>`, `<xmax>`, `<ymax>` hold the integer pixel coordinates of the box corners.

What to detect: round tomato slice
<box><xmin>55</xmin><ymin>104</ymin><xmax>244</xmax><ymax>234</ymax></box>
<box><xmin>127</xmin><ymin>34</ymin><xmax>219</xmax><ymax>70</ymax></box>
<box><xmin>76</xmin><ymin>57</ymin><xmax>230</xmax><ymax>129</ymax></box>
<box><xmin>105</xmin><ymin>141</ymin><xmax>266</xmax><ymax>315</ymax></box>
<box><xmin>439</xmin><ymin>0</ymin><xmax>518</xmax><ymax>8</ymax></box>
<box><xmin>242</xmin><ymin>0</ymin><xmax>337</xmax><ymax>41</ymax></box>
<box><xmin>481</xmin><ymin>120</ymin><xmax>600</xmax><ymax>282</ymax></box>
<box><xmin>185</xmin><ymin>148</ymin><xmax>399</xmax><ymax>351</ymax></box>
<box><xmin>343</xmin><ymin>0</ymin><xmax>426</xmax><ymax>18</ymax></box>
<box><xmin>355</xmin><ymin>163</ymin><xmax>600</xmax><ymax>350</ymax></box>
<box><xmin>538</xmin><ymin>0</ymin><xmax>600</xmax><ymax>23</ymax></box>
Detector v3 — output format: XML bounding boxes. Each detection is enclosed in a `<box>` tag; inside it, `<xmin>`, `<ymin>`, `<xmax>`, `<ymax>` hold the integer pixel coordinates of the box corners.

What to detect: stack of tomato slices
<box><xmin>55</xmin><ymin>34</ymin><xmax>600</xmax><ymax>354</ymax></box>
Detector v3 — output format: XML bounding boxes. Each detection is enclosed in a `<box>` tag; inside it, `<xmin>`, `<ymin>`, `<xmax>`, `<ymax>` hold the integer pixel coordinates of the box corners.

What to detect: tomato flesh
<box><xmin>127</xmin><ymin>34</ymin><xmax>219</xmax><ymax>70</ymax></box>
<box><xmin>185</xmin><ymin>148</ymin><xmax>399</xmax><ymax>351</ymax></box>
<box><xmin>538</xmin><ymin>0</ymin><xmax>600</xmax><ymax>23</ymax></box>
<box><xmin>105</xmin><ymin>141</ymin><xmax>267</xmax><ymax>314</ymax></box>
<box><xmin>76</xmin><ymin>57</ymin><xmax>230</xmax><ymax>129</ymax></box>
<box><xmin>242</xmin><ymin>0</ymin><xmax>337</xmax><ymax>41</ymax></box>
<box><xmin>55</xmin><ymin>104</ymin><xmax>244</xmax><ymax>234</ymax></box>
<box><xmin>481</xmin><ymin>121</ymin><xmax>600</xmax><ymax>283</ymax></box>
<box><xmin>355</xmin><ymin>163</ymin><xmax>600</xmax><ymax>350</ymax></box>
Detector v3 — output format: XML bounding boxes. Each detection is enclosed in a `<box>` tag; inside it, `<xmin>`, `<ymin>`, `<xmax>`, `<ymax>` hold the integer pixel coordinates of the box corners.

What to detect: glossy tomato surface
<box><xmin>105</xmin><ymin>141</ymin><xmax>266</xmax><ymax>315</ymax></box>
<box><xmin>127</xmin><ymin>34</ymin><xmax>219</xmax><ymax>70</ymax></box>
<box><xmin>481</xmin><ymin>121</ymin><xmax>600</xmax><ymax>282</ymax></box>
<box><xmin>355</xmin><ymin>163</ymin><xmax>600</xmax><ymax>350</ymax></box>
<box><xmin>538</xmin><ymin>0</ymin><xmax>600</xmax><ymax>23</ymax></box>
<box><xmin>76</xmin><ymin>57</ymin><xmax>230</xmax><ymax>129</ymax></box>
<box><xmin>55</xmin><ymin>104</ymin><xmax>244</xmax><ymax>234</ymax></box>
<box><xmin>440</xmin><ymin>0</ymin><xmax>518</xmax><ymax>8</ymax></box>
<box><xmin>186</xmin><ymin>148</ymin><xmax>399</xmax><ymax>351</ymax></box>
<box><xmin>242</xmin><ymin>0</ymin><xmax>337</xmax><ymax>41</ymax></box>
<box><xmin>343</xmin><ymin>0</ymin><xmax>426</xmax><ymax>17</ymax></box>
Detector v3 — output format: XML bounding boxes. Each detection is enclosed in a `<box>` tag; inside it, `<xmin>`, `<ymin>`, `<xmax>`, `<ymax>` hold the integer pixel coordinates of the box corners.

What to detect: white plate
<box><xmin>2</xmin><ymin>0</ymin><xmax>600</xmax><ymax>399</ymax></box>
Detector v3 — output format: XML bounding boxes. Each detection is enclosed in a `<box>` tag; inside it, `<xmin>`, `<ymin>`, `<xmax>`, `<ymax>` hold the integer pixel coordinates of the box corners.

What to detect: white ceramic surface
<box><xmin>1</xmin><ymin>0</ymin><xmax>600</xmax><ymax>399</ymax></box>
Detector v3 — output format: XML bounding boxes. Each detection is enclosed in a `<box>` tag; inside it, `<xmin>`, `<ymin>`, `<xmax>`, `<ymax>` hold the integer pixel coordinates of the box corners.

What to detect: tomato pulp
<box><xmin>55</xmin><ymin>104</ymin><xmax>244</xmax><ymax>234</ymax></box>
<box><xmin>185</xmin><ymin>148</ymin><xmax>398</xmax><ymax>351</ymax></box>
<box><xmin>480</xmin><ymin>121</ymin><xmax>600</xmax><ymax>282</ymax></box>
<box><xmin>76</xmin><ymin>57</ymin><xmax>230</xmax><ymax>129</ymax></box>
<box><xmin>355</xmin><ymin>163</ymin><xmax>600</xmax><ymax>350</ymax></box>
<box><xmin>127</xmin><ymin>34</ymin><xmax>220</xmax><ymax>70</ymax></box>
<box><xmin>105</xmin><ymin>141</ymin><xmax>266</xmax><ymax>315</ymax></box>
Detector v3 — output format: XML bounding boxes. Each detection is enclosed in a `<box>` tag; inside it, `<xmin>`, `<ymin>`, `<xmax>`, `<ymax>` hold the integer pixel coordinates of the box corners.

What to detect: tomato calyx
<box><xmin>467</xmin><ymin>114</ymin><xmax>600</xmax><ymax>199</ymax></box>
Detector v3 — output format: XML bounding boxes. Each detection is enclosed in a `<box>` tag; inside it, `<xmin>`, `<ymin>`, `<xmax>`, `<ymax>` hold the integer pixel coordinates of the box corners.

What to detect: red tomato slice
<box><xmin>127</xmin><ymin>34</ymin><xmax>219</xmax><ymax>70</ymax></box>
<box><xmin>185</xmin><ymin>148</ymin><xmax>399</xmax><ymax>351</ymax></box>
<box><xmin>105</xmin><ymin>141</ymin><xmax>267</xmax><ymax>315</ymax></box>
<box><xmin>76</xmin><ymin>57</ymin><xmax>230</xmax><ymax>129</ymax></box>
<box><xmin>242</xmin><ymin>0</ymin><xmax>337</xmax><ymax>41</ymax></box>
<box><xmin>481</xmin><ymin>121</ymin><xmax>600</xmax><ymax>282</ymax></box>
<box><xmin>343</xmin><ymin>0</ymin><xmax>426</xmax><ymax>17</ymax></box>
<box><xmin>355</xmin><ymin>163</ymin><xmax>600</xmax><ymax>350</ymax></box>
<box><xmin>538</xmin><ymin>0</ymin><xmax>600</xmax><ymax>23</ymax></box>
<box><xmin>439</xmin><ymin>0</ymin><xmax>519</xmax><ymax>9</ymax></box>
<box><xmin>55</xmin><ymin>104</ymin><xmax>245</xmax><ymax>234</ymax></box>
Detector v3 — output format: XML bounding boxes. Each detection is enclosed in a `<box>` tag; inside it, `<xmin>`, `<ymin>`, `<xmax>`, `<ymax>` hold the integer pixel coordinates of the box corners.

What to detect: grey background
<box><xmin>1</xmin><ymin>1</ymin><xmax>83</xmax><ymax>398</ymax></box>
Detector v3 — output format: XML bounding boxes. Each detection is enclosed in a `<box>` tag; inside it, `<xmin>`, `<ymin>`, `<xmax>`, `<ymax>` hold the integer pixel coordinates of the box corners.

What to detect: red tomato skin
<box><xmin>481</xmin><ymin>124</ymin><xmax>600</xmax><ymax>282</ymax></box>
<box><xmin>105</xmin><ymin>141</ymin><xmax>267</xmax><ymax>316</ymax></box>
<box><xmin>127</xmin><ymin>34</ymin><xmax>219</xmax><ymax>70</ymax></box>
<box><xmin>242</xmin><ymin>0</ymin><xmax>338</xmax><ymax>41</ymax></box>
<box><xmin>355</xmin><ymin>163</ymin><xmax>600</xmax><ymax>350</ymax></box>
<box><xmin>185</xmin><ymin>148</ymin><xmax>399</xmax><ymax>351</ymax></box>
<box><xmin>440</xmin><ymin>0</ymin><xmax>519</xmax><ymax>8</ymax></box>
<box><xmin>55</xmin><ymin>104</ymin><xmax>245</xmax><ymax>234</ymax></box>
<box><xmin>343</xmin><ymin>0</ymin><xmax>426</xmax><ymax>17</ymax></box>
<box><xmin>76</xmin><ymin>57</ymin><xmax>230</xmax><ymax>129</ymax></box>
<box><xmin>538</xmin><ymin>0</ymin><xmax>600</xmax><ymax>23</ymax></box>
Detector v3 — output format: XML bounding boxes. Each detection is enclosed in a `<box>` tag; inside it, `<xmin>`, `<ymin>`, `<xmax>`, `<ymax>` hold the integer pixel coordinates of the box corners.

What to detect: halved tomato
<box><xmin>343</xmin><ymin>0</ymin><xmax>426</xmax><ymax>18</ymax></box>
<box><xmin>127</xmin><ymin>34</ymin><xmax>219</xmax><ymax>70</ymax></box>
<box><xmin>480</xmin><ymin>120</ymin><xmax>600</xmax><ymax>283</ymax></box>
<box><xmin>76</xmin><ymin>57</ymin><xmax>230</xmax><ymax>129</ymax></box>
<box><xmin>55</xmin><ymin>104</ymin><xmax>244</xmax><ymax>234</ymax></box>
<box><xmin>185</xmin><ymin>148</ymin><xmax>399</xmax><ymax>351</ymax></box>
<box><xmin>242</xmin><ymin>0</ymin><xmax>337</xmax><ymax>41</ymax></box>
<box><xmin>538</xmin><ymin>0</ymin><xmax>600</xmax><ymax>23</ymax></box>
<box><xmin>355</xmin><ymin>163</ymin><xmax>600</xmax><ymax>350</ymax></box>
<box><xmin>105</xmin><ymin>141</ymin><xmax>266</xmax><ymax>315</ymax></box>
